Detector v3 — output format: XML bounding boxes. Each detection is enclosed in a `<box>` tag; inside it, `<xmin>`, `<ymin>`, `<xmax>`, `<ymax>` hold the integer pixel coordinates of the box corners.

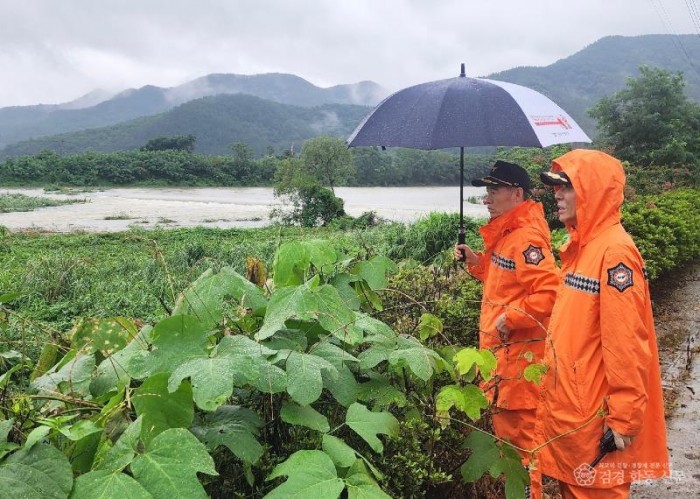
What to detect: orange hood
<box><xmin>552</xmin><ymin>149</ymin><xmax>625</xmax><ymax>247</ymax></box>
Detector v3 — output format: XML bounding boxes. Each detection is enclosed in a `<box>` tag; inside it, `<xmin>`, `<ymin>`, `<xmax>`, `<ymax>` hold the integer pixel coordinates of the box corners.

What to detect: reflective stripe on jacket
<box><xmin>534</xmin><ymin>150</ymin><xmax>669</xmax><ymax>486</ymax></box>
<box><xmin>468</xmin><ymin>199</ymin><xmax>559</xmax><ymax>410</ymax></box>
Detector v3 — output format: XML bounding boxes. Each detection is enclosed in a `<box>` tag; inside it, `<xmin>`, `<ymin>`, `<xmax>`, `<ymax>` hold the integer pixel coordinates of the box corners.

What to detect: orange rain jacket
<box><xmin>468</xmin><ymin>199</ymin><xmax>559</xmax><ymax>410</ymax></box>
<box><xmin>534</xmin><ymin>150</ymin><xmax>669</xmax><ymax>488</ymax></box>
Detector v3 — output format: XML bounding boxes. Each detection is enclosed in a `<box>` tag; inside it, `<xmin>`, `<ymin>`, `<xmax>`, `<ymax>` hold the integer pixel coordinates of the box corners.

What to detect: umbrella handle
<box><xmin>457</xmin><ymin>228</ymin><xmax>466</xmax><ymax>262</ymax></box>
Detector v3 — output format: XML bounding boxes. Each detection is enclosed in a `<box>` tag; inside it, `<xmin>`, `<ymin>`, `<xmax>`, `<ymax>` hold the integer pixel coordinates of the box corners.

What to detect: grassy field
<box><xmin>0</xmin><ymin>192</ymin><xmax>85</xmax><ymax>213</ymax></box>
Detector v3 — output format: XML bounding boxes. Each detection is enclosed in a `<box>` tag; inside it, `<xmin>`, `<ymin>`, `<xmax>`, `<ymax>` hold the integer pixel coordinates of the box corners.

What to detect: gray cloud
<box><xmin>0</xmin><ymin>0</ymin><xmax>697</xmax><ymax>107</ymax></box>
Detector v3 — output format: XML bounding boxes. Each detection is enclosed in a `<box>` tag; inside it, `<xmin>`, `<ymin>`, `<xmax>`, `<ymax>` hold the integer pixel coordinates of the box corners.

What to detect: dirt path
<box><xmin>632</xmin><ymin>262</ymin><xmax>700</xmax><ymax>497</ymax></box>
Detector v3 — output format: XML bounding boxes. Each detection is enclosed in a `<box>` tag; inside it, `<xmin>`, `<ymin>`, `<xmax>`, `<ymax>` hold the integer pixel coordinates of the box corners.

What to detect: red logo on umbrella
<box><xmin>533</xmin><ymin>116</ymin><xmax>573</xmax><ymax>130</ymax></box>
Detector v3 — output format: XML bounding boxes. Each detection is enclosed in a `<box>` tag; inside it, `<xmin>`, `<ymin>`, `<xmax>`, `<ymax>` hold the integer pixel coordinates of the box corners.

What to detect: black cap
<box><xmin>471</xmin><ymin>160</ymin><xmax>530</xmax><ymax>191</ymax></box>
<box><xmin>540</xmin><ymin>170</ymin><xmax>571</xmax><ymax>186</ymax></box>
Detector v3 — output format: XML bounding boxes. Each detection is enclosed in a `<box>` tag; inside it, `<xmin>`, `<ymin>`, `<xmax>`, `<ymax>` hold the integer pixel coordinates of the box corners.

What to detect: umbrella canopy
<box><xmin>347</xmin><ymin>64</ymin><xmax>591</xmax><ymax>149</ymax></box>
<box><xmin>346</xmin><ymin>64</ymin><xmax>591</xmax><ymax>247</ymax></box>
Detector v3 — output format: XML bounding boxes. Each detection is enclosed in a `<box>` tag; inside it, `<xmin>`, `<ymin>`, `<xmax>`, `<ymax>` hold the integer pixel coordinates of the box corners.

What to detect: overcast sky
<box><xmin>1</xmin><ymin>0</ymin><xmax>698</xmax><ymax>108</ymax></box>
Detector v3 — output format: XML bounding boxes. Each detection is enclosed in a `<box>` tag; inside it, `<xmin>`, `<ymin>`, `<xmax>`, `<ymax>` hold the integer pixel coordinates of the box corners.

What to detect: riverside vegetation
<box><xmin>1</xmin><ymin>67</ymin><xmax>700</xmax><ymax>498</ymax></box>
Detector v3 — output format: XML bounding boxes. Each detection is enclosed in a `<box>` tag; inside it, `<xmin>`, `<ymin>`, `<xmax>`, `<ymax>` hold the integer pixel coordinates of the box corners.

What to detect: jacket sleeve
<box><xmin>599</xmin><ymin>249</ymin><xmax>651</xmax><ymax>436</ymax></box>
<box><xmin>504</xmin><ymin>231</ymin><xmax>560</xmax><ymax>331</ymax></box>
<box><xmin>467</xmin><ymin>252</ymin><xmax>487</xmax><ymax>282</ymax></box>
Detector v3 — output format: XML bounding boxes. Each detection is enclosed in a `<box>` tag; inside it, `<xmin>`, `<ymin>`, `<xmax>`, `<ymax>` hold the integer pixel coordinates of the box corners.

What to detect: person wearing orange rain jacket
<box><xmin>534</xmin><ymin>149</ymin><xmax>669</xmax><ymax>498</ymax></box>
<box><xmin>454</xmin><ymin>160</ymin><xmax>559</xmax><ymax>495</ymax></box>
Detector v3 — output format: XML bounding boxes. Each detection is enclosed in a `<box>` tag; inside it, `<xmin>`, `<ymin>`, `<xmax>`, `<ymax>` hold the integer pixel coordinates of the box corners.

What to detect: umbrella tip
<box><xmin>460</xmin><ymin>63</ymin><xmax>465</xmax><ymax>77</ymax></box>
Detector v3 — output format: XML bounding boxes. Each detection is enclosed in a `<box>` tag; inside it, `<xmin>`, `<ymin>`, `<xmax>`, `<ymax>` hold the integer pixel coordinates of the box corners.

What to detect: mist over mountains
<box><xmin>1</xmin><ymin>34</ymin><xmax>699</xmax><ymax>159</ymax></box>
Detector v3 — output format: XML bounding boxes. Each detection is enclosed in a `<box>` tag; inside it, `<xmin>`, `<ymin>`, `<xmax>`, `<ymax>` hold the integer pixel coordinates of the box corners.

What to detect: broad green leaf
<box><xmin>351</xmin><ymin>256</ymin><xmax>396</xmax><ymax>290</ymax></box>
<box><xmin>356</xmin><ymin>375</ymin><xmax>407</xmax><ymax>409</ymax></box>
<box><xmin>523</xmin><ymin>363</ymin><xmax>549</xmax><ymax>385</ymax></box>
<box><xmin>0</xmin><ymin>364</ymin><xmax>25</xmax><ymax>390</ymax></box>
<box><xmin>312</xmin><ymin>342</ymin><xmax>359</xmax><ymax>369</ymax></box>
<box><xmin>98</xmin><ymin>417</ymin><xmax>144</xmax><ymax>473</ymax></box>
<box><xmin>24</xmin><ymin>426</ymin><xmax>50</xmax><ymax>451</ymax></box>
<box><xmin>345</xmin><ymin>403</ymin><xmax>398</xmax><ymax>453</ymax></box>
<box><xmin>453</xmin><ymin>347</ymin><xmax>497</xmax><ymax>382</ymax></box>
<box><xmin>354</xmin><ymin>313</ymin><xmax>396</xmax><ymax>339</ymax></box>
<box><xmin>91</xmin><ymin>326</ymin><xmax>151</xmax><ymax>397</ymax></box>
<box><xmin>128</xmin><ymin>315</ymin><xmax>210</xmax><ymax>378</ymax></box>
<box><xmin>0</xmin><ymin>444</ymin><xmax>73</xmax><ymax>499</ymax></box>
<box><xmin>168</xmin><ymin>355</ymin><xmax>242</xmax><ymax>411</ymax></box>
<box><xmin>388</xmin><ymin>336</ymin><xmax>443</xmax><ymax>381</ymax></box>
<box><xmin>321</xmin><ymin>435</ymin><xmax>356</xmax><ymax>469</ymax></box>
<box><xmin>31</xmin><ymin>352</ymin><xmax>95</xmax><ymax>402</ymax></box>
<box><xmin>330</xmin><ymin>274</ymin><xmax>362</xmax><ymax>310</ymax></box>
<box><xmin>304</xmin><ymin>239</ymin><xmax>338</xmax><ymax>272</ymax></box>
<box><xmin>132</xmin><ymin>373</ymin><xmax>193</xmax><ymax>444</ymax></box>
<box><xmin>216</xmin><ymin>335</ymin><xmax>287</xmax><ymax>394</ymax></box>
<box><xmin>286</xmin><ymin>351</ymin><xmax>338</xmax><ymax>405</ymax></box>
<box><xmin>357</xmin><ymin>344</ymin><xmax>392</xmax><ymax>371</ymax></box>
<box><xmin>418</xmin><ymin>313</ymin><xmax>443</xmax><ymax>342</ymax></box>
<box><xmin>460</xmin><ymin>431</ymin><xmax>501</xmax><ymax>482</ymax></box>
<box><xmin>355</xmin><ymin>280</ymin><xmax>383</xmax><ymax>311</ymax></box>
<box><xmin>191</xmin><ymin>405</ymin><xmax>263</xmax><ymax>465</ymax></box>
<box><xmin>323</xmin><ymin>364</ymin><xmax>359</xmax><ymax>407</ymax></box>
<box><xmin>273</xmin><ymin>241</ymin><xmax>311</xmax><ymax>287</ymax></box>
<box><xmin>281</xmin><ymin>402</ymin><xmax>330</xmax><ymax>432</ymax></box>
<box><xmin>172</xmin><ymin>267</ymin><xmax>267</xmax><ymax>326</ymax></box>
<box><xmin>70</xmin><ymin>317</ymin><xmax>138</xmax><ymax>356</ymax></box>
<box><xmin>344</xmin><ymin>459</ymin><xmax>392</xmax><ymax>499</ymax></box>
<box><xmin>130</xmin><ymin>428</ymin><xmax>217</xmax><ymax>499</ymax></box>
<box><xmin>71</xmin><ymin>470</ymin><xmax>152</xmax><ymax>499</ymax></box>
<box><xmin>0</xmin><ymin>293</ymin><xmax>20</xmax><ymax>303</ymax></box>
<box><xmin>489</xmin><ymin>445</ymin><xmax>529</xmax><ymax>499</ymax></box>
<box><xmin>435</xmin><ymin>384</ymin><xmax>488</xmax><ymax>422</ymax></box>
<box><xmin>67</xmin><ymin>431</ymin><xmax>101</xmax><ymax>474</ymax></box>
<box><xmin>265</xmin><ymin>450</ymin><xmax>344</xmax><ymax>499</ymax></box>
<box><xmin>0</xmin><ymin>419</ymin><xmax>18</xmax><ymax>460</ymax></box>
<box><xmin>257</xmin><ymin>281</ymin><xmax>362</xmax><ymax>345</ymax></box>
<box><xmin>56</xmin><ymin>419</ymin><xmax>102</xmax><ymax>441</ymax></box>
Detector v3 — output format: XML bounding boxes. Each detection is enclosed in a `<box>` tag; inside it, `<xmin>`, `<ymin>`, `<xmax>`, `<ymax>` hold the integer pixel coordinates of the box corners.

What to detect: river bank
<box><xmin>0</xmin><ymin>186</ymin><xmax>488</xmax><ymax>232</ymax></box>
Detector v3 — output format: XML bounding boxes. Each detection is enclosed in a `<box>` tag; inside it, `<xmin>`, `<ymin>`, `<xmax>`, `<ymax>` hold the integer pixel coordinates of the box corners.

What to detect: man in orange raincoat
<box><xmin>455</xmin><ymin>160</ymin><xmax>560</xmax><ymax>495</ymax></box>
<box><xmin>534</xmin><ymin>149</ymin><xmax>669</xmax><ymax>498</ymax></box>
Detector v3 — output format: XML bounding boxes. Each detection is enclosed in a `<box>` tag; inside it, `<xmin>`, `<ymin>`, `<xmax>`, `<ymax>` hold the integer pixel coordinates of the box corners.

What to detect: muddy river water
<box><xmin>0</xmin><ymin>186</ymin><xmax>488</xmax><ymax>232</ymax></box>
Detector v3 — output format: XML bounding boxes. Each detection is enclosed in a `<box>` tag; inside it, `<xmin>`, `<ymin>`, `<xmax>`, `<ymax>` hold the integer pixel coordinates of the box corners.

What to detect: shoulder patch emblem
<box><xmin>607</xmin><ymin>262</ymin><xmax>634</xmax><ymax>292</ymax></box>
<box><xmin>522</xmin><ymin>245</ymin><xmax>545</xmax><ymax>265</ymax></box>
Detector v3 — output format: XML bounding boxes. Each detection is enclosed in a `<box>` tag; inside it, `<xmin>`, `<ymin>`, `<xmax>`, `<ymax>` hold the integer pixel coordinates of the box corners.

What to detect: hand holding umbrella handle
<box><xmin>457</xmin><ymin>229</ymin><xmax>466</xmax><ymax>262</ymax></box>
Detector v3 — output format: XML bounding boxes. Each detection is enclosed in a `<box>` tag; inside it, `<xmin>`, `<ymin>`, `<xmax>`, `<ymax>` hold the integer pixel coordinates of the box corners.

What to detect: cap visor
<box><xmin>540</xmin><ymin>171</ymin><xmax>570</xmax><ymax>186</ymax></box>
<box><xmin>471</xmin><ymin>176</ymin><xmax>511</xmax><ymax>187</ymax></box>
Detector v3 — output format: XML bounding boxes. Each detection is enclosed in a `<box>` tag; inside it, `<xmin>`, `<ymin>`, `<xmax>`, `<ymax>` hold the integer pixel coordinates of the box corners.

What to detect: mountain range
<box><xmin>1</xmin><ymin>34</ymin><xmax>699</xmax><ymax>159</ymax></box>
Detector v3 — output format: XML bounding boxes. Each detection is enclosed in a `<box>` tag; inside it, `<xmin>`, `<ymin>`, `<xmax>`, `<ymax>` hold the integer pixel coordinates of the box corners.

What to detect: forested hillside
<box><xmin>0</xmin><ymin>74</ymin><xmax>386</xmax><ymax>148</ymax></box>
<box><xmin>0</xmin><ymin>95</ymin><xmax>371</xmax><ymax>158</ymax></box>
<box><xmin>489</xmin><ymin>34</ymin><xmax>700</xmax><ymax>133</ymax></box>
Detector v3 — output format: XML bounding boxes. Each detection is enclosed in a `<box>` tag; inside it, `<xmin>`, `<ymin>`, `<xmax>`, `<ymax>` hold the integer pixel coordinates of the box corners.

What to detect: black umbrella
<box><xmin>347</xmin><ymin>63</ymin><xmax>591</xmax><ymax>246</ymax></box>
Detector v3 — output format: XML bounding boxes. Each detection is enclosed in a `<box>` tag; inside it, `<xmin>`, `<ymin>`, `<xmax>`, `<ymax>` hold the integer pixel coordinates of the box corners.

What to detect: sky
<box><xmin>1</xmin><ymin>0</ymin><xmax>698</xmax><ymax>108</ymax></box>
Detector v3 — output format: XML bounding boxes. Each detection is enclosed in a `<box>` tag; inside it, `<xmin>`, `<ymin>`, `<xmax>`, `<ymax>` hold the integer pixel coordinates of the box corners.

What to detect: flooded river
<box><xmin>0</xmin><ymin>186</ymin><xmax>488</xmax><ymax>232</ymax></box>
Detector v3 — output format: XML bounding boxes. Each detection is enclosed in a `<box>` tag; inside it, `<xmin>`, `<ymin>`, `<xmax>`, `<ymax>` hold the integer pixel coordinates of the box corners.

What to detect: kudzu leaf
<box><xmin>132</xmin><ymin>373</ymin><xmax>193</xmax><ymax>444</ymax></box>
<box><xmin>216</xmin><ymin>336</ymin><xmax>287</xmax><ymax>393</ymax></box>
<box><xmin>453</xmin><ymin>347</ymin><xmax>497</xmax><ymax>381</ymax></box>
<box><xmin>191</xmin><ymin>405</ymin><xmax>263</xmax><ymax>465</ymax></box>
<box><xmin>98</xmin><ymin>416</ymin><xmax>143</xmax><ymax>473</ymax></box>
<box><xmin>354</xmin><ymin>313</ymin><xmax>396</xmax><ymax>340</ymax></box>
<box><xmin>344</xmin><ymin>459</ymin><xmax>392</xmax><ymax>499</ymax></box>
<box><xmin>321</xmin><ymin>435</ymin><xmax>356</xmax><ymax>469</ymax></box>
<box><xmin>356</xmin><ymin>374</ymin><xmax>407</xmax><ymax>409</ymax></box>
<box><xmin>357</xmin><ymin>344</ymin><xmax>392</xmax><ymax>371</ymax></box>
<box><xmin>351</xmin><ymin>256</ymin><xmax>396</xmax><ymax>290</ymax></box>
<box><xmin>435</xmin><ymin>384</ymin><xmax>488</xmax><ymax>422</ymax></box>
<box><xmin>418</xmin><ymin>313</ymin><xmax>442</xmax><ymax>342</ymax></box>
<box><xmin>281</xmin><ymin>402</ymin><xmax>330</xmax><ymax>432</ymax></box>
<box><xmin>345</xmin><ymin>403</ymin><xmax>398</xmax><ymax>453</ymax></box>
<box><xmin>273</xmin><ymin>241</ymin><xmax>311</xmax><ymax>287</ymax></box>
<box><xmin>489</xmin><ymin>445</ymin><xmax>529</xmax><ymax>499</ymax></box>
<box><xmin>304</xmin><ymin>239</ymin><xmax>338</xmax><ymax>272</ymax></box>
<box><xmin>312</xmin><ymin>342</ymin><xmax>359</xmax><ymax>369</ymax></box>
<box><xmin>128</xmin><ymin>315</ymin><xmax>210</xmax><ymax>378</ymax></box>
<box><xmin>91</xmin><ymin>326</ymin><xmax>152</xmax><ymax>395</ymax></box>
<box><xmin>330</xmin><ymin>274</ymin><xmax>362</xmax><ymax>310</ymax></box>
<box><xmin>70</xmin><ymin>317</ymin><xmax>138</xmax><ymax>356</ymax></box>
<box><xmin>172</xmin><ymin>267</ymin><xmax>267</xmax><ymax>327</ymax></box>
<box><xmin>460</xmin><ymin>430</ymin><xmax>501</xmax><ymax>482</ymax></box>
<box><xmin>286</xmin><ymin>352</ymin><xmax>337</xmax><ymax>405</ymax></box>
<box><xmin>0</xmin><ymin>444</ymin><xmax>73</xmax><ymax>499</ymax></box>
<box><xmin>31</xmin><ymin>352</ymin><xmax>95</xmax><ymax>404</ymax></box>
<box><xmin>168</xmin><ymin>355</ymin><xmax>242</xmax><ymax>411</ymax></box>
<box><xmin>130</xmin><ymin>428</ymin><xmax>217</xmax><ymax>499</ymax></box>
<box><xmin>523</xmin><ymin>363</ymin><xmax>549</xmax><ymax>385</ymax></box>
<box><xmin>322</xmin><ymin>364</ymin><xmax>359</xmax><ymax>407</ymax></box>
<box><xmin>265</xmin><ymin>450</ymin><xmax>344</xmax><ymax>499</ymax></box>
<box><xmin>388</xmin><ymin>336</ymin><xmax>443</xmax><ymax>381</ymax></box>
<box><xmin>71</xmin><ymin>470</ymin><xmax>152</xmax><ymax>499</ymax></box>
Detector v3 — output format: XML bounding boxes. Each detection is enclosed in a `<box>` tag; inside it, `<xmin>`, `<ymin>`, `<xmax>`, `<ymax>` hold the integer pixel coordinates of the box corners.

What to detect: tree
<box><xmin>141</xmin><ymin>134</ymin><xmax>197</xmax><ymax>153</ymax></box>
<box><xmin>589</xmin><ymin>66</ymin><xmax>700</xmax><ymax>169</ymax></box>
<box><xmin>299</xmin><ymin>136</ymin><xmax>355</xmax><ymax>193</ymax></box>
